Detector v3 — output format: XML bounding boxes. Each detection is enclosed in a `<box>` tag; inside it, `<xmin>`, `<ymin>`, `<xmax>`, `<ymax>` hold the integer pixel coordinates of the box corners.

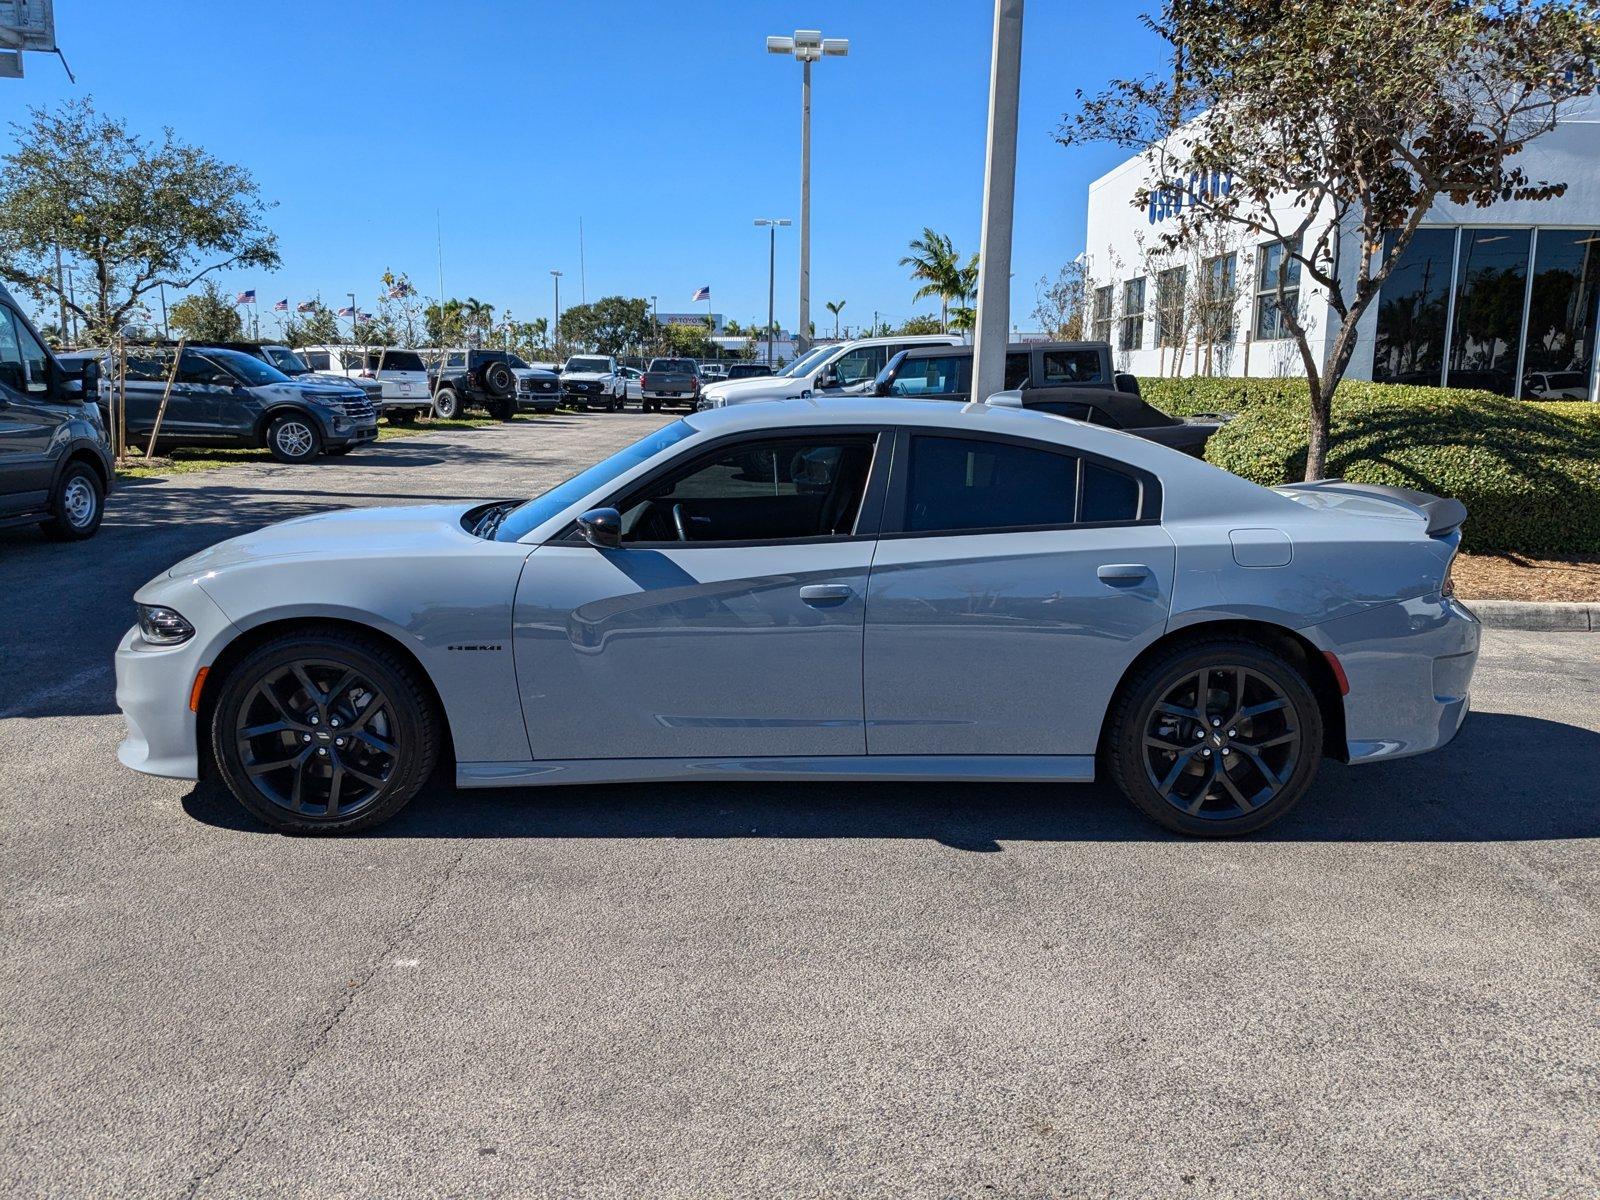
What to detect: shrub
<box><xmin>1161</xmin><ymin>379</ymin><xmax>1600</xmax><ymax>554</ymax></box>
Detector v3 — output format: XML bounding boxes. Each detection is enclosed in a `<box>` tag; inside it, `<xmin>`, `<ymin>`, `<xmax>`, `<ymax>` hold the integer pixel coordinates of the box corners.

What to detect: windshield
<box><xmin>207</xmin><ymin>348</ymin><xmax>290</xmax><ymax>386</ymax></box>
<box><xmin>264</xmin><ymin>347</ymin><xmax>311</xmax><ymax>375</ymax></box>
<box><xmin>494</xmin><ymin>420</ymin><xmax>699</xmax><ymax>542</ymax></box>
<box><xmin>778</xmin><ymin>344</ymin><xmax>833</xmax><ymax>378</ymax></box>
<box><xmin>566</xmin><ymin>357</ymin><xmax>611</xmax><ymax>373</ymax></box>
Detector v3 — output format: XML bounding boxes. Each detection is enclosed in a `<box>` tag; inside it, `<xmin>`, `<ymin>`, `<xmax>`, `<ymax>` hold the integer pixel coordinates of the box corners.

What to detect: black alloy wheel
<box><xmin>432</xmin><ymin>388</ymin><xmax>460</xmax><ymax>419</ymax></box>
<box><xmin>1107</xmin><ymin>638</ymin><xmax>1322</xmax><ymax>836</ymax></box>
<box><xmin>213</xmin><ymin>631</ymin><xmax>440</xmax><ymax>833</ymax></box>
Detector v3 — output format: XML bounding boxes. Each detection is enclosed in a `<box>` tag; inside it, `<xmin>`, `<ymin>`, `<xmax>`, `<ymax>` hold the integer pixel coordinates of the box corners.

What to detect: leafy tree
<box><xmin>460</xmin><ymin>297</ymin><xmax>494</xmax><ymax>344</ymax></box>
<box><xmin>825</xmin><ymin>299</ymin><xmax>847</xmax><ymax>338</ymax></box>
<box><xmin>424</xmin><ymin>298</ymin><xmax>469</xmax><ymax>346</ymax></box>
<box><xmin>899</xmin><ymin>228</ymin><xmax>977</xmax><ymax>333</ymax></box>
<box><xmin>660</xmin><ymin>322</ymin><xmax>716</xmax><ymax>359</ymax></box>
<box><xmin>1034</xmin><ymin>261</ymin><xmax>1090</xmax><ymax>340</ymax></box>
<box><xmin>0</xmin><ymin>98</ymin><xmax>280</xmax><ymax>345</ymax></box>
<box><xmin>558</xmin><ymin>295</ymin><xmax>654</xmax><ymax>356</ymax></box>
<box><xmin>279</xmin><ymin>300</ymin><xmax>341</xmax><ymax>347</ymax></box>
<box><xmin>1059</xmin><ymin>0</ymin><xmax>1598</xmax><ymax>479</ymax></box>
<box><xmin>893</xmin><ymin>314</ymin><xmax>946</xmax><ymax>336</ymax></box>
<box><xmin>168</xmin><ymin>281</ymin><xmax>244</xmax><ymax>342</ymax></box>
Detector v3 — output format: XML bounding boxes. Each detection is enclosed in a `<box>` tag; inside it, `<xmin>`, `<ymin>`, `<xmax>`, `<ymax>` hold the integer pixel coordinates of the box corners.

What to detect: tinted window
<box><xmin>266</xmin><ymin>347</ymin><xmax>310</xmax><ymax>374</ymax></box>
<box><xmin>1004</xmin><ymin>352</ymin><xmax>1029</xmax><ymax>389</ymax></box>
<box><xmin>202</xmin><ymin>349</ymin><xmax>288</xmax><ymax>386</ymax></box>
<box><xmin>0</xmin><ymin>308</ymin><xmax>26</xmax><ymax>393</ymax></box>
<box><xmin>13</xmin><ymin>316</ymin><xmax>49</xmax><ymax>392</ymax></box>
<box><xmin>889</xmin><ymin>354</ymin><xmax>964</xmax><ymax>396</ymax></box>
<box><xmin>619</xmin><ymin>435</ymin><xmax>876</xmax><ymax>544</ymax></box>
<box><xmin>1040</xmin><ymin>349</ymin><xmax>1105</xmax><ymax>385</ymax></box>
<box><xmin>371</xmin><ymin>349</ymin><xmax>425</xmax><ymax>372</ymax></box>
<box><xmin>123</xmin><ymin>351</ymin><xmax>172</xmax><ymax>383</ymax></box>
<box><xmin>904</xmin><ymin>436</ymin><xmax>1077</xmax><ymax>533</ymax></box>
<box><xmin>1080</xmin><ymin>461</ymin><xmax>1141</xmax><ymax>522</ymax></box>
<box><xmin>303</xmin><ymin>350</ymin><xmax>331</xmax><ymax>370</ymax></box>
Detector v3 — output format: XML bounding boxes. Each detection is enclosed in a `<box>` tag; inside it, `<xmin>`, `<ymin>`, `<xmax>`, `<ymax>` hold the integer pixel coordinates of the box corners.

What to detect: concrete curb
<box><xmin>1464</xmin><ymin>599</ymin><xmax>1596</xmax><ymax>632</ymax></box>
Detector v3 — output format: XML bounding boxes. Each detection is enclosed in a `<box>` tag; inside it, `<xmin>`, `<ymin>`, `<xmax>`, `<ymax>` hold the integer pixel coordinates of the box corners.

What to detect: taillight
<box><xmin>1441</xmin><ymin>553</ymin><xmax>1457</xmax><ymax>598</ymax></box>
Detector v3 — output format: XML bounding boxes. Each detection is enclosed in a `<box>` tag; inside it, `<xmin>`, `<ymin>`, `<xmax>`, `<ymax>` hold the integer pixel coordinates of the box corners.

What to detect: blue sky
<box><xmin>5</xmin><ymin>1</ymin><xmax>1163</xmax><ymax>334</ymax></box>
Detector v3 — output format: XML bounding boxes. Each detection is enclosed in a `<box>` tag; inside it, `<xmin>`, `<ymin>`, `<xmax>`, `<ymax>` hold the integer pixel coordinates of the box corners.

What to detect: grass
<box><xmin>114</xmin><ymin>412</ymin><xmax>537</xmax><ymax>480</ymax></box>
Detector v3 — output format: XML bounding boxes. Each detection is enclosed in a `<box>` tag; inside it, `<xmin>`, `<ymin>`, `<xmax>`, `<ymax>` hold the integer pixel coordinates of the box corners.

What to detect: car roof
<box><xmin>896</xmin><ymin>340</ymin><xmax>1107</xmax><ymax>360</ymax></box>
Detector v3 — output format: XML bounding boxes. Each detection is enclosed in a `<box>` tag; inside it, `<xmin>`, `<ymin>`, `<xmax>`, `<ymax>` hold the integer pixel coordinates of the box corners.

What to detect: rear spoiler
<box><xmin>1282</xmin><ymin>480</ymin><xmax>1468</xmax><ymax>538</ymax></box>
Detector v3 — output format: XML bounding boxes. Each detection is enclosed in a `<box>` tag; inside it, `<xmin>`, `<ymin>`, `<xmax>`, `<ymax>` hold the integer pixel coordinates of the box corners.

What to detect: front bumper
<box><xmin>518</xmin><ymin>396</ymin><xmax>559</xmax><ymax>412</ymax></box>
<box><xmin>1302</xmin><ymin>591</ymin><xmax>1481</xmax><ymax>763</ymax></box>
<box><xmin>115</xmin><ymin>583</ymin><xmax>239</xmax><ymax>780</ymax></box>
<box><xmin>325</xmin><ymin>422</ymin><xmax>379</xmax><ymax>449</ymax></box>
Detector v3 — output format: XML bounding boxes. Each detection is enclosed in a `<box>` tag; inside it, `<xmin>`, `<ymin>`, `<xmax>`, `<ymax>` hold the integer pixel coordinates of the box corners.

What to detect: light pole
<box><xmin>347</xmin><ymin>291</ymin><xmax>358</xmax><ymax>344</ymax></box>
<box><xmin>550</xmin><ymin>270</ymin><xmax>563</xmax><ymax>359</ymax></box>
<box><xmin>766</xmin><ymin>29</ymin><xmax>847</xmax><ymax>355</ymax></box>
<box><xmin>970</xmin><ymin>0</ymin><xmax>1024</xmax><ymax>406</ymax></box>
<box><xmin>650</xmin><ymin>295</ymin><xmax>658</xmax><ymax>353</ymax></box>
<box><xmin>754</xmin><ymin>219</ymin><xmax>791</xmax><ymax>367</ymax></box>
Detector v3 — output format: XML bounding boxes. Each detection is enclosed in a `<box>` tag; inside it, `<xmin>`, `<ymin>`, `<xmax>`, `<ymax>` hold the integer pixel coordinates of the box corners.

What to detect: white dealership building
<box><xmin>1082</xmin><ymin>97</ymin><xmax>1600</xmax><ymax>401</ymax></box>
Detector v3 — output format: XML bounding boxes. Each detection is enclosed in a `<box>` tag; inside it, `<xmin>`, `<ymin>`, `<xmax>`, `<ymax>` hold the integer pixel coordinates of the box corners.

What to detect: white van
<box><xmin>299</xmin><ymin>345</ymin><xmax>432</xmax><ymax>418</ymax></box>
<box><xmin>696</xmin><ymin>334</ymin><xmax>963</xmax><ymax>409</ymax></box>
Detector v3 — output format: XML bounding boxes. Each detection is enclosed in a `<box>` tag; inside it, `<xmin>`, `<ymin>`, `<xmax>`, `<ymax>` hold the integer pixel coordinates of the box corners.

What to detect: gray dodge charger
<box><xmin>115</xmin><ymin>398</ymin><xmax>1480</xmax><ymax>836</ymax></box>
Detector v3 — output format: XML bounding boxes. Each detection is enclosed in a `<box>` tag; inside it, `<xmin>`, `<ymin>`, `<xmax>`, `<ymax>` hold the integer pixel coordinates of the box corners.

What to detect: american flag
<box><xmin>296</xmin><ymin>300</ymin><xmax>317</xmax><ymax>313</ymax></box>
<box><xmin>388</xmin><ymin>281</ymin><xmax>414</xmax><ymax>299</ymax></box>
<box><xmin>235</xmin><ymin>289</ymin><xmax>256</xmax><ymax>305</ymax></box>
<box><xmin>273</xmin><ymin>298</ymin><xmax>288</xmax><ymax>312</ymax></box>
<box><xmin>337</xmin><ymin>305</ymin><xmax>356</xmax><ymax>317</ymax></box>
<box><xmin>692</xmin><ymin>285</ymin><xmax>711</xmax><ymax>302</ymax></box>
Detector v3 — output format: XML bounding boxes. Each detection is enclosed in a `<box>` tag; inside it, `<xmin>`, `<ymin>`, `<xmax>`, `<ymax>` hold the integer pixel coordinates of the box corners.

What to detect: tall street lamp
<box><xmin>970</xmin><ymin>0</ymin><xmax>1024</xmax><ymax>405</ymax></box>
<box><xmin>766</xmin><ymin>28</ymin><xmax>847</xmax><ymax>354</ymax></box>
<box><xmin>753</xmin><ymin>218</ymin><xmax>791</xmax><ymax>367</ymax></box>
<box><xmin>550</xmin><ymin>270</ymin><xmax>563</xmax><ymax>358</ymax></box>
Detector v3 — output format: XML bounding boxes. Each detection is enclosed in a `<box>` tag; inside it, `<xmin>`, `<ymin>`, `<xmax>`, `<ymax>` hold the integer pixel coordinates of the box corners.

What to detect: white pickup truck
<box><xmin>695</xmin><ymin>334</ymin><xmax>963</xmax><ymax>409</ymax></box>
<box><xmin>559</xmin><ymin>355</ymin><xmax>627</xmax><ymax>411</ymax></box>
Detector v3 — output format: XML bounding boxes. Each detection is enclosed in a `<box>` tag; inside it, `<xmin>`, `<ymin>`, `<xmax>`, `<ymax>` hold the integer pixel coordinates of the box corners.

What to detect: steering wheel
<box><xmin>671</xmin><ymin>503</ymin><xmax>690</xmax><ymax>542</ymax></box>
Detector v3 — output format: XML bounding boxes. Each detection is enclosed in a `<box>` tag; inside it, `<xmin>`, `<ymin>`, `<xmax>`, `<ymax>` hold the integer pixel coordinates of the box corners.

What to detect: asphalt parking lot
<box><xmin>3</xmin><ymin>414</ymin><xmax>1598</xmax><ymax>1199</ymax></box>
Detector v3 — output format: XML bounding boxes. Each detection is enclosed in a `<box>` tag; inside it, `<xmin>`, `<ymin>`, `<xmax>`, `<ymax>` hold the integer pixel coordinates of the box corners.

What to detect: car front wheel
<box><xmin>1105</xmin><ymin>638</ymin><xmax>1323</xmax><ymax>837</ymax></box>
<box><xmin>40</xmin><ymin>461</ymin><xmax>105</xmax><ymax>541</ymax></box>
<box><xmin>266</xmin><ymin>414</ymin><xmax>322</xmax><ymax>463</ymax></box>
<box><xmin>211</xmin><ymin>629</ymin><xmax>442</xmax><ymax>834</ymax></box>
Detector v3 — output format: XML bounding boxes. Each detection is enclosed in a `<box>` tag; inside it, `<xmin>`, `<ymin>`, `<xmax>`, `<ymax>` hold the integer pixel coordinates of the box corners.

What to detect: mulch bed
<box><xmin>1453</xmin><ymin>553</ymin><xmax>1600</xmax><ymax>603</ymax></box>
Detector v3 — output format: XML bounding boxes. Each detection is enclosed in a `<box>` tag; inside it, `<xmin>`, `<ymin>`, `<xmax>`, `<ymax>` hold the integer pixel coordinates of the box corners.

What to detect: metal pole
<box><xmin>159</xmin><ymin>283</ymin><xmax>168</xmax><ymax>340</ymax></box>
<box><xmin>54</xmin><ymin>244</ymin><xmax>67</xmax><ymax>342</ymax></box>
<box><xmin>767</xmin><ymin>223</ymin><xmax>777</xmax><ymax>367</ymax></box>
<box><xmin>348</xmin><ymin>292</ymin><xmax>357</xmax><ymax>343</ymax></box>
<box><xmin>971</xmin><ymin>0</ymin><xmax>1024</xmax><ymax>406</ymax></box>
<box><xmin>798</xmin><ymin>58</ymin><xmax>812</xmax><ymax>354</ymax></box>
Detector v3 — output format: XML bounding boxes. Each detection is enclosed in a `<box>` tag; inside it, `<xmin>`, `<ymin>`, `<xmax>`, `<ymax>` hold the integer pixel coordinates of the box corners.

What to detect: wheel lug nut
<box><xmin>301</xmin><ymin>734</ymin><xmax>312</xmax><ymax>743</ymax></box>
<box><xmin>1202</xmin><ymin>748</ymin><xmax>1212</xmax><ymax>757</ymax></box>
<box><xmin>335</xmin><ymin>738</ymin><xmax>345</xmax><ymax>747</ymax></box>
<box><xmin>317</xmin><ymin>748</ymin><xmax>328</xmax><ymax>757</ymax></box>
<box><xmin>330</xmin><ymin>719</ymin><xmax>340</xmax><ymax>728</ymax></box>
<box><xmin>1211</xmin><ymin>718</ymin><xmax>1221</xmax><ymax>727</ymax></box>
<box><xmin>309</xmin><ymin>715</ymin><xmax>319</xmax><ymax>726</ymax></box>
<box><xmin>1193</xmin><ymin>729</ymin><xmax>1204</xmax><ymax>740</ymax></box>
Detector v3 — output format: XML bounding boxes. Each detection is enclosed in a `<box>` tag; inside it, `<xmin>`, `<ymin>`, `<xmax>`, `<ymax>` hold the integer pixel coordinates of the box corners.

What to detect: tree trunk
<box><xmin>1304</xmin><ymin>377</ymin><xmax>1330</xmax><ymax>481</ymax></box>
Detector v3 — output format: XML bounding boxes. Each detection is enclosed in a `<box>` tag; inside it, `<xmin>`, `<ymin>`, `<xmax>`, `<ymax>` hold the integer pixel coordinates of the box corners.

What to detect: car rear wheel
<box><xmin>1105</xmin><ymin>638</ymin><xmax>1323</xmax><ymax>837</ymax></box>
<box><xmin>212</xmin><ymin>630</ymin><xmax>442</xmax><ymax>834</ymax></box>
<box><xmin>266</xmin><ymin>414</ymin><xmax>322</xmax><ymax>463</ymax></box>
<box><xmin>431</xmin><ymin>388</ymin><xmax>460</xmax><ymax>420</ymax></box>
<box><xmin>40</xmin><ymin>461</ymin><xmax>104</xmax><ymax>541</ymax></box>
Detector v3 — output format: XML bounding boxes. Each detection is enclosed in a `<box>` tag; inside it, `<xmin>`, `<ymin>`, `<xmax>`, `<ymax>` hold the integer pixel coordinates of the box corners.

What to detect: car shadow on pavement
<box><xmin>179</xmin><ymin>711</ymin><xmax>1600</xmax><ymax>846</ymax></box>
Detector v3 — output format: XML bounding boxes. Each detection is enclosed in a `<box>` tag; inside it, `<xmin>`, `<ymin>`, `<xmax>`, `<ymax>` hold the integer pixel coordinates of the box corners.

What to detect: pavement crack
<box><xmin>177</xmin><ymin>846</ymin><xmax>468</xmax><ymax>1199</ymax></box>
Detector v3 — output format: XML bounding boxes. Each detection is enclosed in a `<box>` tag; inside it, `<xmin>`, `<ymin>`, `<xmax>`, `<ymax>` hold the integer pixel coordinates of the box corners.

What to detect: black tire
<box><xmin>39</xmin><ymin>460</ymin><xmax>105</xmax><ymax>541</ymax></box>
<box><xmin>388</xmin><ymin>409</ymin><xmax>417</xmax><ymax>425</ymax></box>
<box><xmin>211</xmin><ymin>628</ymin><xmax>442</xmax><ymax>834</ymax></box>
<box><xmin>481</xmin><ymin>360</ymin><xmax>515</xmax><ymax>399</ymax></box>
<box><xmin>1105</xmin><ymin>637</ymin><xmax>1323</xmax><ymax>837</ymax></box>
<box><xmin>431</xmin><ymin>388</ymin><xmax>461</xmax><ymax>420</ymax></box>
<box><xmin>266</xmin><ymin>412</ymin><xmax>323</xmax><ymax>463</ymax></box>
<box><xmin>493</xmin><ymin>398</ymin><xmax>515</xmax><ymax>421</ymax></box>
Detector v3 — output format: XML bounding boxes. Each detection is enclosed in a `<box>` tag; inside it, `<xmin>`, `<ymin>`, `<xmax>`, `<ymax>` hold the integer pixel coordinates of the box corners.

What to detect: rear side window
<box><xmin>1004</xmin><ymin>353</ymin><xmax>1030</xmax><ymax>389</ymax></box>
<box><xmin>1080</xmin><ymin>461</ymin><xmax>1141</xmax><ymax>522</ymax></box>
<box><xmin>373</xmin><ymin>350</ymin><xmax>425</xmax><ymax>372</ymax></box>
<box><xmin>1040</xmin><ymin>349</ymin><xmax>1105</xmax><ymax>385</ymax></box>
<box><xmin>904</xmin><ymin>436</ymin><xmax>1077</xmax><ymax>533</ymax></box>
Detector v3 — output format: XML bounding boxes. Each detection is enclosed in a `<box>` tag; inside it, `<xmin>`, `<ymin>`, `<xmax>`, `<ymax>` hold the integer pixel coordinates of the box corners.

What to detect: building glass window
<box><xmin>1155</xmin><ymin>266</ymin><xmax>1186</xmax><ymax>348</ymax></box>
<box><xmin>1091</xmin><ymin>285</ymin><xmax>1113</xmax><ymax>343</ymax></box>
<box><xmin>1448</xmin><ymin>227</ymin><xmax>1531</xmax><ymax>396</ymax></box>
<box><xmin>1253</xmin><ymin>237</ymin><xmax>1301</xmax><ymax>340</ymax></box>
<box><xmin>1197</xmin><ymin>253</ymin><xmax>1236</xmax><ymax>344</ymax></box>
<box><xmin>1522</xmin><ymin>229</ymin><xmax>1599</xmax><ymax>400</ymax></box>
<box><xmin>1119</xmin><ymin>277</ymin><xmax>1146</xmax><ymax>352</ymax></box>
<box><xmin>1373</xmin><ymin>228</ymin><xmax>1456</xmax><ymax>387</ymax></box>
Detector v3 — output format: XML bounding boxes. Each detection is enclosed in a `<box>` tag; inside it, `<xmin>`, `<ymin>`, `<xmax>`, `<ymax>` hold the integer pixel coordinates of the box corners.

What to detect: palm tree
<box><xmin>899</xmin><ymin>228</ymin><xmax>966</xmax><ymax>333</ymax></box>
<box><xmin>948</xmin><ymin>255</ymin><xmax>980</xmax><ymax>336</ymax></box>
<box><xmin>825</xmin><ymin>299</ymin><xmax>846</xmax><ymax>339</ymax></box>
<box><xmin>461</xmin><ymin>296</ymin><xmax>494</xmax><ymax>345</ymax></box>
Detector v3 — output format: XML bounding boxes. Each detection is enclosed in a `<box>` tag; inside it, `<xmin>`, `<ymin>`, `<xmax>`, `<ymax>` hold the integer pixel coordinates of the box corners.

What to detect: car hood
<box><xmin>166</xmin><ymin>502</ymin><xmax>482</xmax><ymax>578</ymax></box>
<box><xmin>701</xmin><ymin>376</ymin><xmax>808</xmax><ymax>403</ymax></box>
<box><xmin>561</xmin><ymin>370</ymin><xmax>611</xmax><ymax>382</ymax></box>
<box><xmin>512</xmin><ymin>367</ymin><xmax>557</xmax><ymax>380</ymax></box>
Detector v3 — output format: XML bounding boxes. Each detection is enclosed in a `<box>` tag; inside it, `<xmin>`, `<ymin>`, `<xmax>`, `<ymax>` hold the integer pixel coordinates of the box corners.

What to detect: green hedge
<box><xmin>1137</xmin><ymin>377</ymin><xmax>1600</xmax><ymax>555</ymax></box>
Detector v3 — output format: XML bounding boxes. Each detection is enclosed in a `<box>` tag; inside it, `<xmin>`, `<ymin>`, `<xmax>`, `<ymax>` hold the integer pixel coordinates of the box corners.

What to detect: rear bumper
<box><xmin>1301</xmin><ymin>592</ymin><xmax>1481</xmax><ymax>763</ymax></box>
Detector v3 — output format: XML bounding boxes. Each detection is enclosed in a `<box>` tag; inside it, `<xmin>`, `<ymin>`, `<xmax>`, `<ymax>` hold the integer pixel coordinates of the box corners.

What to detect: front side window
<box><xmin>829</xmin><ymin>345</ymin><xmax>888</xmax><ymax>386</ymax></box>
<box><xmin>618</xmin><ymin>435</ymin><xmax>877</xmax><ymax>544</ymax></box>
<box><xmin>1119</xmin><ymin>278</ymin><xmax>1146</xmax><ymax>352</ymax></box>
<box><xmin>302</xmin><ymin>350</ymin><xmax>331</xmax><ymax>371</ymax></box>
<box><xmin>178</xmin><ymin>350</ymin><xmax>234</xmax><ymax>386</ymax></box>
<box><xmin>0</xmin><ymin>307</ymin><xmax>25</xmax><ymax>394</ymax></box>
<box><xmin>888</xmin><ymin>354</ymin><xmax>964</xmax><ymax>396</ymax></box>
<box><xmin>1039</xmin><ymin>349</ymin><xmax>1106</xmax><ymax>385</ymax></box>
<box><xmin>903</xmin><ymin>436</ymin><xmax>1078</xmax><ymax>534</ymax></box>
<box><xmin>266</xmin><ymin>347</ymin><xmax>310</xmax><ymax>374</ymax></box>
<box><xmin>1254</xmin><ymin>237</ymin><xmax>1302</xmax><ymax>341</ymax></box>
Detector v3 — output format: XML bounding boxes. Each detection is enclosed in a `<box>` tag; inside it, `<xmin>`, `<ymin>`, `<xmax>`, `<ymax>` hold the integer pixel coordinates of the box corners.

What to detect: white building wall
<box><xmin>1084</xmin><ymin>97</ymin><xmax>1600</xmax><ymax>386</ymax></box>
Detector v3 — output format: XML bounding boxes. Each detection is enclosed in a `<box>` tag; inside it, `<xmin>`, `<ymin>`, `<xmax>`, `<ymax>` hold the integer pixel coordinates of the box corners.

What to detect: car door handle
<box><xmin>1097</xmin><ymin>563</ymin><xmax>1151</xmax><ymax>585</ymax></box>
<box><xmin>799</xmin><ymin>584</ymin><xmax>854</xmax><ymax>607</ymax></box>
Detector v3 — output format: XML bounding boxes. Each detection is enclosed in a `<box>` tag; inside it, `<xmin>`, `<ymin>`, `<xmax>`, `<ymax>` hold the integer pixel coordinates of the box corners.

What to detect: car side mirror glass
<box><xmin>577</xmin><ymin>507</ymin><xmax>622</xmax><ymax>549</ymax></box>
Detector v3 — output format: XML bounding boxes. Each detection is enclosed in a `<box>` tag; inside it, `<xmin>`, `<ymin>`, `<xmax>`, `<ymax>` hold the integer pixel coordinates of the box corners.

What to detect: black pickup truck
<box><xmin>874</xmin><ymin>341</ymin><xmax>1229</xmax><ymax>457</ymax></box>
<box><xmin>426</xmin><ymin>348</ymin><xmax>559</xmax><ymax>419</ymax></box>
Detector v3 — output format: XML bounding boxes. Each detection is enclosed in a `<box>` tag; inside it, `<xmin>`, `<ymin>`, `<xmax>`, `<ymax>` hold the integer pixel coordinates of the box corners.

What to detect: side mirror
<box><xmin>577</xmin><ymin>507</ymin><xmax>622</xmax><ymax>549</ymax></box>
<box><xmin>1113</xmin><ymin>371</ymin><xmax>1141</xmax><ymax>397</ymax></box>
<box><xmin>874</xmin><ymin>379</ymin><xmax>892</xmax><ymax>397</ymax></box>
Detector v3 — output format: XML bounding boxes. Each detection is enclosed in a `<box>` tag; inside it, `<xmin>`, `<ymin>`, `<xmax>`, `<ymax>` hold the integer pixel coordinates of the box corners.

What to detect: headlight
<box><xmin>137</xmin><ymin>604</ymin><xmax>195</xmax><ymax>645</ymax></box>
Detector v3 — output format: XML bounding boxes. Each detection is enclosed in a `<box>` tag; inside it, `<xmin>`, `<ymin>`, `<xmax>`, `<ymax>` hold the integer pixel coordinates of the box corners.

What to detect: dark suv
<box><xmin>426</xmin><ymin>349</ymin><xmax>558</xmax><ymax>419</ymax></box>
<box><xmin>60</xmin><ymin>345</ymin><xmax>377</xmax><ymax>464</ymax></box>
<box><xmin>0</xmin><ymin>283</ymin><xmax>113</xmax><ymax>540</ymax></box>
